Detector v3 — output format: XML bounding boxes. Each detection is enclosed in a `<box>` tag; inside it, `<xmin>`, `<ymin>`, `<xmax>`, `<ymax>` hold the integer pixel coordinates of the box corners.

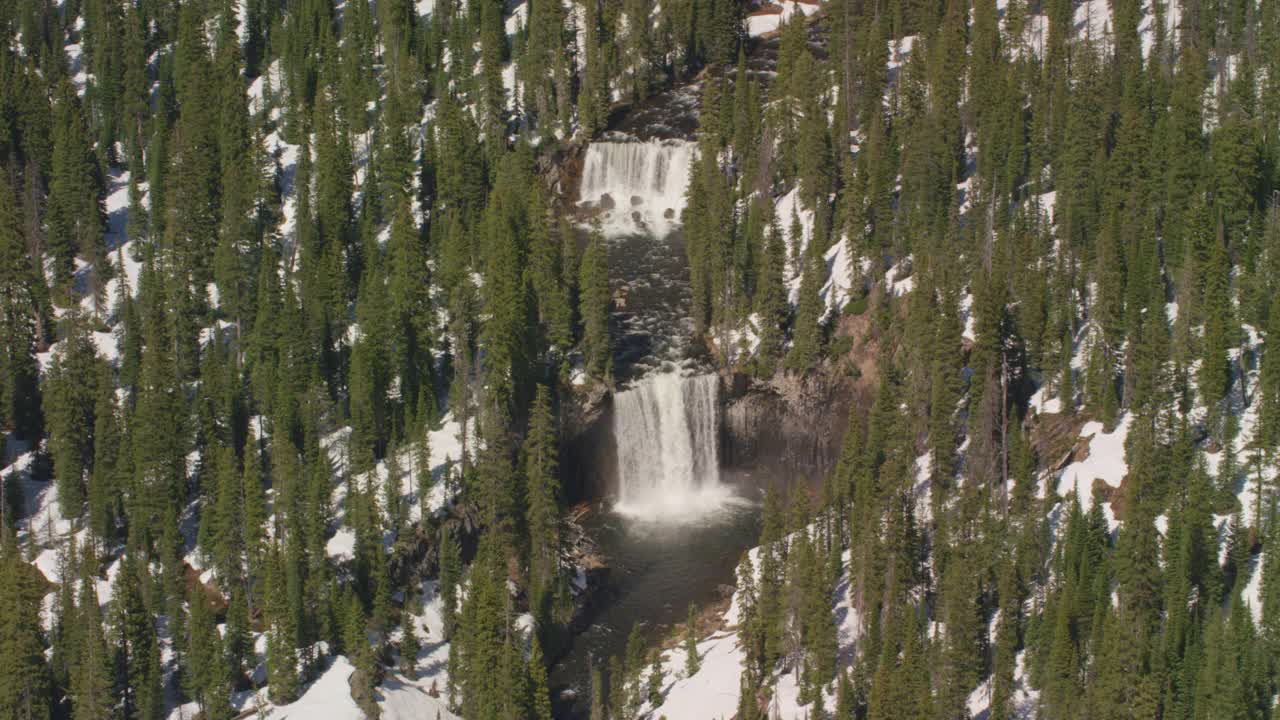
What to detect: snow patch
<box><xmin>1055</xmin><ymin>415</ymin><xmax>1131</xmax><ymax>512</ymax></box>
<box><xmin>745</xmin><ymin>1</ymin><xmax>821</xmax><ymax>38</ymax></box>
<box><xmin>265</xmin><ymin>657</ymin><xmax>364</xmax><ymax>719</ymax></box>
<box><xmin>655</xmin><ymin>539</ymin><xmax>859</xmax><ymax>719</ymax></box>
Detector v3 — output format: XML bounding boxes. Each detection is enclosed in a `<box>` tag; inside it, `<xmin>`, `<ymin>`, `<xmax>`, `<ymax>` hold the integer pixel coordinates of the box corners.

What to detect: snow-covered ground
<box><xmin>775</xmin><ymin>187</ymin><xmax>815</xmax><ymax>305</ymax></box>
<box><xmin>746</xmin><ymin>1</ymin><xmax>822</xmax><ymax>38</ymax></box>
<box><xmin>326</xmin><ymin>413</ymin><xmax>470</xmax><ymax>561</ymax></box>
<box><xmin>1055</xmin><ymin>415</ymin><xmax>1131</xmax><ymax>514</ymax></box>
<box><xmin>263</xmin><ymin>579</ymin><xmax>462</xmax><ymax>719</ymax></box>
<box><xmin>648</xmin><ymin>535</ymin><xmax>863</xmax><ymax>719</ymax></box>
<box><xmin>966</xmin><ymin>651</ymin><xmax>1040</xmax><ymax>720</ymax></box>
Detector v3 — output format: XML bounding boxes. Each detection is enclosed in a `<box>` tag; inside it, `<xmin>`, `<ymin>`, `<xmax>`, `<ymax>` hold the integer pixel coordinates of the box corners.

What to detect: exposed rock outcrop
<box><xmin>721</xmin><ymin>370</ymin><xmax>853</xmax><ymax>488</ymax></box>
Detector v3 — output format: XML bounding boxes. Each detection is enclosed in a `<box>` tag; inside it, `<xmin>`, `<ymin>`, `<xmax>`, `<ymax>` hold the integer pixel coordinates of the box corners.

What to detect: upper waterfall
<box><xmin>612</xmin><ymin>372</ymin><xmax>727</xmax><ymax>519</ymax></box>
<box><xmin>578</xmin><ymin>139</ymin><xmax>696</xmax><ymax>236</ymax></box>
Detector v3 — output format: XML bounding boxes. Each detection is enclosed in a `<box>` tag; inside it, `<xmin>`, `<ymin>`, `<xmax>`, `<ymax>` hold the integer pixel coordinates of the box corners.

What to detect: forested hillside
<box><xmin>0</xmin><ymin>0</ymin><xmax>1278</xmax><ymax>718</ymax></box>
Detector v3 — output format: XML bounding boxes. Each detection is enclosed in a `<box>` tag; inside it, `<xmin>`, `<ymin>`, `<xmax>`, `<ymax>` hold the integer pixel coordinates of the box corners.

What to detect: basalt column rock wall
<box><xmin>721</xmin><ymin>371</ymin><xmax>857</xmax><ymax>488</ymax></box>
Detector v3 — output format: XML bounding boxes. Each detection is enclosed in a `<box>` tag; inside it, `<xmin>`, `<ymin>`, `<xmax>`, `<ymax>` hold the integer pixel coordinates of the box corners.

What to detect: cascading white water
<box><xmin>612</xmin><ymin>372</ymin><xmax>727</xmax><ymax>518</ymax></box>
<box><xmin>579</xmin><ymin>139</ymin><xmax>696</xmax><ymax>235</ymax></box>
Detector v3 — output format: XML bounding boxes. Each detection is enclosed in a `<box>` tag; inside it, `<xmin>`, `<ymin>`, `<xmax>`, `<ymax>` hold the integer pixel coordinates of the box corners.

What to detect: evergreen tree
<box><xmin>1199</xmin><ymin>221</ymin><xmax>1235</xmax><ymax>418</ymax></box>
<box><xmin>69</xmin><ymin>550</ymin><xmax>112</xmax><ymax>720</ymax></box>
<box><xmin>401</xmin><ymin>598</ymin><xmax>421</xmax><ymax>676</ymax></box>
<box><xmin>455</xmin><ymin>532</ymin><xmax>515</xmax><ymax>718</ymax></box>
<box><xmin>263</xmin><ymin>543</ymin><xmax>300</xmax><ymax>704</ymax></box>
<box><xmin>589</xmin><ymin>660</ymin><xmax>606</xmax><ymax>720</ymax></box>
<box><xmin>685</xmin><ymin>603</ymin><xmax>700</xmax><ymax>675</ymax></box>
<box><xmin>44</xmin><ymin>319</ymin><xmax>104</xmax><ymax>515</ymax></box>
<box><xmin>46</xmin><ymin>80</ymin><xmax>107</xmax><ymax>293</ymax></box>
<box><xmin>439</xmin><ymin>523</ymin><xmax>461</xmax><ymax>641</ymax></box>
<box><xmin>530</xmin><ymin>633</ymin><xmax>555</xmax><ymax>720</ymax></box>
<box><xmin>526</xmin><ymin>184</ymin><xmax>574</xmax><ymax>359</ymax></box>
<box><xmin>787</xmin><ymin>236</ymin><xmax>825</xmax><ymax>371</ymax></box>
<box><xmin>522</xmin><ymin>0</ymin><xmax>573</xmax><ymax>137</ymax></box>
<box><xmin>168</xmin><ymin>1</ymin><xmax>222</xmax><ymax>283</ymax></box>
<box><xmin>110</xmin><ymin>552</ymin><xmax>163</xmax><ymax>720</ymax></box>
<box><xmin>0</xmin><ymin>536</ymin><xmax>52</xmax><ymax>720</ymax></box>
<box><xmin>525</xmin><ymin>384</ymin><xmax>563</xmax><ymax>625</ymax></box>
<box><xmin>647</xmin><ymin>648</ymin><xmax>665</xmax><ymax>708</ymax></box>
<box><xmin>577</xmin><ymin>0</ymin><xmax>609</xmax><ymax>136</ymax></box>
<box><xmin>754</xmin><ymin>205</ymin><xmax>789</xmax><ymax>376</ymax></box>
<box><xmin>0</xmin><ymin>177</ymin><xmax>42</xmax><ymax>443</ymax></box>
<box><xmin>186</xmin><ymin>589</ymin><xmax>234</xmax><ymax>720</ymax></box>
<box><xmin>579</xmin><ymin>222</ymin><xmax>612</xmax><ymax>379</ymax></box>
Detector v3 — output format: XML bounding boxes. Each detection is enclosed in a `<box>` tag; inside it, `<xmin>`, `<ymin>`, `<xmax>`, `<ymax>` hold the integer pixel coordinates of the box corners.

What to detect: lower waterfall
<box><xmin>612</xmin><ymin>372</ymin><xmax>725</xmax><ymax>518</ymax></box>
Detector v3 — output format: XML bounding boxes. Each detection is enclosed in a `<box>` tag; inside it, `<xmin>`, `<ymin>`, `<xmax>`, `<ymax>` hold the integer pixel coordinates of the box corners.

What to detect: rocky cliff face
<box><xmin>560</xmin><ymin>382</ymin><xmax>618</xmax><ymax>502</ymax></box>
<box><xmin>718</xmin><ymin>308</ymin><xmax>881</xmax><ymax>493</ymax></box>
<box><xmin>720</xmin><ymin>370</ymin><xmax>854</xmax><ymax>488</ymax></box>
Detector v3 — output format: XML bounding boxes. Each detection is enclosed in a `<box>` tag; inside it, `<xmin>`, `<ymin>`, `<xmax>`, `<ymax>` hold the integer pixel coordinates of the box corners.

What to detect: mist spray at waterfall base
<box><xmin>611</xmin><ymin>372</ymin><xmax>737</xmax><ymax>520</ymax></box>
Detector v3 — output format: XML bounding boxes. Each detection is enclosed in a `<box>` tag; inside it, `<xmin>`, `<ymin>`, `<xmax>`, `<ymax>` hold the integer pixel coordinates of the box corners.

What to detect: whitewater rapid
<box><xmin>578</xmin><ymin>139</ymin><xmax>695</xmax><ymax>236</ymax></box>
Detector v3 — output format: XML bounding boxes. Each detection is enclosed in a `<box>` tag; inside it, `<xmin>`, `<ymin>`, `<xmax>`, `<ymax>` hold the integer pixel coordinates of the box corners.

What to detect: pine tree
<box><xmin>168</xmin><ymin>1</ymin><xmax>222</xmax><ymax>283</ymax></box>
<box><xmin>439</xmin><ymin>523</ymin><xmax>461</xmax><ymax>640</ymax></box>
<box><xmin>736</xmin><ymin>550</ymin><xmax>763</xmax><ymax>675</ymax></box>
<box><xmin>223</xmin><ymin>583</ymin><xmax>252</xmax><ymax>684</ymax></box>
<box><xmin>415</xmin><ymin>417</ymin><xmax>435</xmax><ymax>511</ymax></box>
<box><xmin>350</xmin><ymin>258</ymin><xmax>393</xmax><ymax>464</ymax></box>
<box><xmin>477</xmin><ymin>159</ymin><xmax>532</xmax><ymax>418</ymax></box>
<box><xmin>787</xmin><ymin>236</ymin><xmax>825</xmax><ymax>371</ymax></box>
<box><xmin>647</xmin><ymin>648</ymin><xmax>665</xmax><ymax>708</ymax></box>
<box><xmin>624</xmin><ymin>623</ymin><xmax>645</xmax><ymax>717</ymax></box>
<box><xmin>69</xmin><ymin>550</ymin><xmax>112</xmax><ymax>720</ymax></box>
<box><xmin>385</xmin><ymin>442</ymin><xmax>407</xmax><ymax>539</ymax></box>
<box><xmin>401</xmin><ymin>602</ymin><xmax>421</xmax><ymax>676</ymax></box>
<box><xmin>589</xmin><ymin>660</ymin><xmax>606</xmax><ymax>720</ymax></box>
<box><xmin>1199</xmin><ymin>220</ymin><xmax>1235</xmax><ymax>418</ymax></box>
<box><xmin>529</xmin><ymin>633</ymin><xmax>555</xmax><ymax>720</ymax></box>
<box><xmin>577</xmin><ymin>0</ymin><xmax>609</xmax><ymax>136</ymax></box>
<box><xmin>46</xmin><ymin>79</ymin><xmax>107</xmax><ymax>293</ymax></box>
<box><xmin>989</xmin><ymin>563</ymin><xmax>1022</xmax><ymax>720</ymax></box>
<box><xmin>525</xmin><ymin>384</ymin><xmax>563</xmax><ymax>625</ymax></box>
<box><xmin>242</xmin><ymin>442</ymin><xmax>268</xmax><ymax>582</ymax></box>
<box><xmin>45</xmin><ymin>318</ymin><xmax>104</xmax><ymax>516</ymax></box>
<box><xmin>608</xmin><ymin>653</ymin><xmax>626</xmax><ymax>719</ymax></box>
<box><xmin>795</xmin><ymin>53</ymin><xmax>835</xmax><ymax>216</ymax></box>
<box><xmin>579</xmin><ymin>221</ymin><xmax>612</xmax><ymax>379</ymax></box>
<box><xmin>110</xmin><ymin>552</ymin><xmax>163</xmax><ymax>720</ymax></box>
<box><xmin>263</xmin><ymin>543</ymin><xmax>300</xmax><ymax>704</ymax></box>
<box><xmin>759</xmin><ymin>481</ymin><xmax>788</xmax><ymax>669</ymax></box>
<box><xmin>802</xmin><ymin>532</ymin><xmax>838</xmax><ymax>694</ymax></box>
<box><xmin>526</xmin><ymin>184</ymin><xmax>574</xmax><ymax>359</ymax></box>
<box><xmin>209</xmin><ymin>446</ymin><xmax>245</xmax><ymax>584</ymax></box>
<box><xmin>0</xmin><ymin>536</ymin><xmax>52</xmax><ymax>720</ymax></box>
<box><xmin>434</xmin><ymin>94</ymin><xmax>488</xmax><ymax>219</ymax></box>
<box><xmin>0</xmin><ymin>176</ymin><xmax>43</xmax><ymax>443</ymax></box>
<box><xmin>49</xmin><ymin>540</ymin><xmax>76</xmax><ymax>709</ymax></box>
<box><xmin>343</xmin><ymin>589</ymin><xmax>382</xmax><ymax>718</ymax></box>
<box><xmin>187</xmin><ymin>588</ymin><xmax>234</xmax><ymax>720</ymax></box>
<box><xmin>455</xmin><ymin>532</ymin><xmax>512</xmax><ymax>719</ymax></box>
<box><xmin>87</xmin><ymin>381</ymin><xmax>122</xmax><ymax>542</ymax></box>
<box><xmin>754</xmin><ymin>205</ymin><xmax>788</xmax><ymax>377</ymax></box>
<box><xmin>684</xmin><ymin>603</ymin><xmax>700</xmax><ymax>675</ymax></box>
<box><xmin>522</xmin><ymin>0</ymin><xmax>573</xmax><ymax>137</ymax></box>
